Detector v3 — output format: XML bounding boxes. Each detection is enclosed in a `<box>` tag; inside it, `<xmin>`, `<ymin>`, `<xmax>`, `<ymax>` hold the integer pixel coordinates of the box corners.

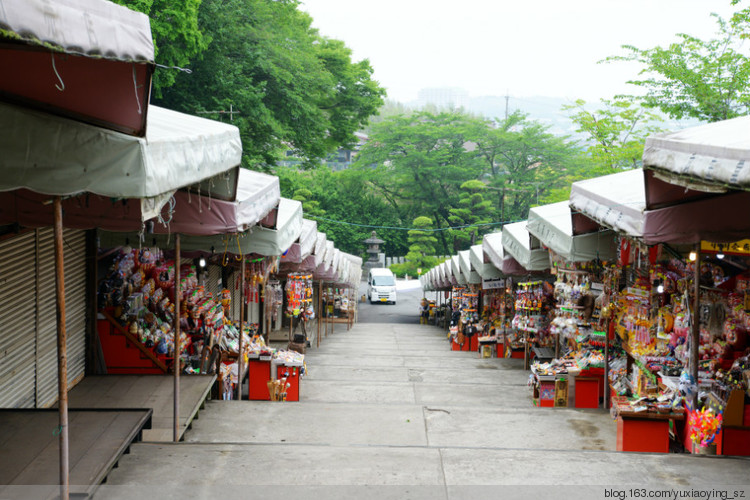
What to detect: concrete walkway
<box><xmin>97</xmin><ymin>321</ymin><xmax>750</xmax><ymax>499</ymax></box>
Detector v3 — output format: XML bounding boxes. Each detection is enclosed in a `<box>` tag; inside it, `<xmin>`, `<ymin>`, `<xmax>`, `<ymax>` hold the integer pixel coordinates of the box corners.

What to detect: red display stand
<box><xmin>539</xmin><ymin>380</ymin><xmax>556</xmax><ymax>407</ymax></box>
<box><xmin>495</xmin><ymin>341</ymin><xmax>505</xmax><ymax>358</ymax></box>
<box><xmin>96</xmin><ymin>317</ymin><xmax>166</xmax><ymax>374</ymax></box>
<box><xmin>510</xmin><ymin>349</ymin><xmax>524</xmax><ymax>359</ymax></box>
<box><xmin>469</xmin><ymin>335</ymin><xmax>478</xmax><ymax>352</ymax></box>
<box><xmin>617</xmin><ymin>416</ymin><xmax>670</xmax><ymax>453</ymax></box>
<box><xmin>451</xmin><ymin>339</ymin><xmax>462</xmax><ymax>351</ymax></box>
<box><xmin>247</xmin><ymin>358</ymin><xmax>272</xmax><ymax>401</ymax></box>
<box><xmin>721</xmin><ymin>427</ymin><xmax>750</xmax><ymax>456</ymax></box>
<box><xmin>275</xmin><ymin>364</ymin><xmax>302</xmax><ymax>402</ymax></box>
<box><xmin>575</xmin><ymin>377</ymin><xmax>600</xmax><ymax>409</ymax></box>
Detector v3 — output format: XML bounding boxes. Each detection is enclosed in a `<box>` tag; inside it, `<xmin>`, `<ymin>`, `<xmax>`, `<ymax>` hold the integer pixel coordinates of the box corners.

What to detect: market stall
<box><xmin>570</xmin><ymin>168</ymin><xmax>750</xmax><ymax>454</ymax></box>
<box><xmin>524</xmin><ymin>201</ymin><xmax>618</xmax><ymax>409</ymax></box>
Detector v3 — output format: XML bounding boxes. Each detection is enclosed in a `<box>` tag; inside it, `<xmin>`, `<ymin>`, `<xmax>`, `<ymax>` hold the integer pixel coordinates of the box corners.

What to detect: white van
<box><xmin>367</xmin><ymin>268</ymin><xmax>397</xmax><ymax>304</ymax></box>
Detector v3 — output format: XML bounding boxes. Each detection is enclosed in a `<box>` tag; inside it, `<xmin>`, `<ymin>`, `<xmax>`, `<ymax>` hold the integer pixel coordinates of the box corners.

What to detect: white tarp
<box><xmin>527</xmin><ymin>201</ymin><xmax>617</xmax><ymax>262</ymax></box>
<box><xmin>241</xmin><ymin>198</ymin><xmax>303</xmax><ymax>256</ymax></box>
<box><xmin>0</xmin><ymin>0</ymin><xmax>154</xmax><ymax>63</ymax></box>
<box><xmin>459</xmin><ymin>250</ymin><xmax>481</xmax><ymax>284</ymax></box>
<box><xmin>0</xmin><ymin>101</ymin><xmax>242</xmax><ymax>200</ymax></box>
<box><xmin>324</xmin><ymin>241</ymin><xmax>335</xmax><ymax>270</ymax></box>
<box><xmin>299</xmin><ymin>219</ymin><xmax>318</xmax><ymax>260</ymax></box>
<box><xmin>569</xmin><ymin>169</ymin><xmax>645</xmax><ymax>238</ymax></box>
<box><xmin>234</xmin><ymin>169</ymin><xmax>281</xmax><ymax>233</ymax></box>
<box><xmin>502</xmin><ymin>221</ymin><xmax>550</xmax><ymax>271</ymax></box>
<box><xmin>440</xmin><ymin>261</ymin><xmax>450</xmax><ymax>287</ymax></box>
<box><xmin>470</xmin><ymin>244</ymin><xmax>502</xmax><ymax>280</ymax></box>
<box><xmin>451</xmin><ymin>255</ymin><xmax>466</xmax><ymax>285</ymax></box>
<box><xmin>314</xmin><ymin>233</ymin><xmax>327</xmax><ymax>267</ymax></box>
<box><xmin>643</xmin><ymin>115</ymin><xmax>750</xmax><ymax>192</ymax></box>
<box><xmin>482</xmin><ymin>232</ymin><xmax>505</xmax><ymax>274</ymax></box>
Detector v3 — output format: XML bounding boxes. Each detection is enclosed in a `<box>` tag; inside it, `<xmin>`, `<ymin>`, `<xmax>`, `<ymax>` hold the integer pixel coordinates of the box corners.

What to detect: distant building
<box><xmin>277</xmin><ymin>132</ymin><xmax>368</xmax><ymax>171</ymax></box>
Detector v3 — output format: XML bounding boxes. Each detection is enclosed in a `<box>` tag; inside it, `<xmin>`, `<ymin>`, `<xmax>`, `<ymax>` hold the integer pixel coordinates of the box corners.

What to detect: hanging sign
<box><xmin>482</xmin><ymin>278</ymin><xmax>506</xmax><ymax>290</ymax></box>
<box><xmin>701</xmin><ymin>240</ymin><xmax>750</xmax><ymax>256</ymax></box>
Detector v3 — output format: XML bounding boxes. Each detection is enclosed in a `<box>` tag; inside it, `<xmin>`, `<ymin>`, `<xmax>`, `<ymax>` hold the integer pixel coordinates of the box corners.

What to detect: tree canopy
<box><xmin>605</xmin><ymin>9</ymin><xmax>750</xmax><ymax>122</ymax></box>
<box><xmin>115</xmin><ymin>0</ymin><xmax>386</xmax><ymax>167</ymax></box>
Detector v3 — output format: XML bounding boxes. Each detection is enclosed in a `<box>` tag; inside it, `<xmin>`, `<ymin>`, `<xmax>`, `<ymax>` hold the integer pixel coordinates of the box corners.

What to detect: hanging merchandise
<box><xmin>286</xmin><ymin>273</ymin><xmax>313</xmax><ymax>317</ymax></box>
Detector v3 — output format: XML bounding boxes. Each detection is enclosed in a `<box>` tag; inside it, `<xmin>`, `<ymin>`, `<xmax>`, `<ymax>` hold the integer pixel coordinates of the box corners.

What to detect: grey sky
<box><xmin>300</xmin><ymin>0</ymin><xmax>739</xmax><ymax>103</ymax></box>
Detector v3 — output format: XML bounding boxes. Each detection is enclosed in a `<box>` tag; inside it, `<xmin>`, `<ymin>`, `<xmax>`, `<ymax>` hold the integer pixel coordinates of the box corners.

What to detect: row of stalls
<box><xmin>0</xmin><ymin>1</ymin><xmax>363</xmax><ymax>497</ymax></box>
<box><xmin>420</xmin><ymin>116</ymin><xmax>750</xmax><ymax>458</ymax></box>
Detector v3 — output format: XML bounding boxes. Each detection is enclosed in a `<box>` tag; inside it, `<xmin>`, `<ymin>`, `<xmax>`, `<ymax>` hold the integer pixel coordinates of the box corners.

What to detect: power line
<box><xmin>306</xmin><ymin>214</ymin><xmax>525</xmax><ymax>232</ymax></box>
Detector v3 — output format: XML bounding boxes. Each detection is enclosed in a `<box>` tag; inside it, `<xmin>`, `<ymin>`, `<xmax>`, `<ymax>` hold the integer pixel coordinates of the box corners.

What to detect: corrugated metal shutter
<box><xmin>207</xmin><ymin>264</ymin><xmax>222</xmax><ymax>298</ymax></box>
<box><xmin>0</xmin><ymin>231</ymin><xmax>37</xmax><ymax>408</ymax></box>
<box><xmin>35</xmin><ymin>228</ymin><xmax>57</xmax><ymax>408</ymax></box>
<box><xmin>36</xmin><ymin>229</ymin><xmax>87</xmax><ymax>408</ymax></box>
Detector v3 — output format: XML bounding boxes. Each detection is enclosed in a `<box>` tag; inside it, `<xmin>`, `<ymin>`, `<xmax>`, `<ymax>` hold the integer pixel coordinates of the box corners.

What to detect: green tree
<box><xmin>150</xmin><ymin>0</ymin><xmax>384</xmax><ymax>167</ymax></box>
<box><xmin>447</xmin><ymin>180</ymin><xmax>495</xmax><ymax>250</ymax></box>
<box><xmin>605</xmin><ymin>9</ymin><xmax>750</xmax><ymax>122</ymax></box>
<box><xmin>473</xmin><ymin>111</ymin><xmax>585</xmax><ymax>223</ymax></box>
<box><xmin>352</xmin><ymin>110</ymin><xmax>486</xmax><ymax>254</ymax></box>
<box><xmin>562</xmin><ymin>98</ymin><xmax>664</xmax><ymax>173</ymax></box>
<box><xmin>112</xmin><ymin>0</ymin><xmax>208</xmax><ymax>96</ymax></box>
<box><xmin>391</xmin><ymin>216</ymin><xmax>439</xmax><ymax>278</ymax></box>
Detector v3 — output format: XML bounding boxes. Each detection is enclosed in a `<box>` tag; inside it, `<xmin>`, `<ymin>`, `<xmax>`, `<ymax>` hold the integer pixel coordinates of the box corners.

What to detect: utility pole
<box><xmin>504</xmin><ymin>91</ymin><xmax>509</xmax><ymax>121</ymax></box>
<box><xmin>197</xmin><ymin>104</ymin><xmax>241</xmax><ymax>121</ymax></box>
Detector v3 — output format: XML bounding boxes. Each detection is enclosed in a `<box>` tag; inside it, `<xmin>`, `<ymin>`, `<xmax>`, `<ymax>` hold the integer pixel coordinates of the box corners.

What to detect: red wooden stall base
<box><xmin>617</xmin><ymin>417</ymin><xmax>670</xmax><ymax>453</ymax></box>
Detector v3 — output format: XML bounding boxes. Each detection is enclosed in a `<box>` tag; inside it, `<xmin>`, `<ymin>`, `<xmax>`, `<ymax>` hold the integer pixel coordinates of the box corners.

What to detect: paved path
<box><xmin>98</xmin><ymin>320</ymin><xmax>750</xmax><ymax>500</ymax></box>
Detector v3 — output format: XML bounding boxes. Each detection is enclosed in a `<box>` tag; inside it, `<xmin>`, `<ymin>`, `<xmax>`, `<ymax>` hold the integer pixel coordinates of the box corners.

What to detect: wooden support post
<box><xmin>53</xmin><ymin>197</ymin><xmax>69</xmax><ymax>500</ymax></box>
<box><xmin>237</xmin><ymin>258</ymin><xmax>245</xmax><ymax>401</ymax></box>
<box><xmin>174</xmin><ymin>233</ymin><xmax>181</xmax><ymax>442</ymax></box>
<box><xmin>691</xmin><ymin>243</ymin><xmax>701</xmax><ymax>410</ymax></box>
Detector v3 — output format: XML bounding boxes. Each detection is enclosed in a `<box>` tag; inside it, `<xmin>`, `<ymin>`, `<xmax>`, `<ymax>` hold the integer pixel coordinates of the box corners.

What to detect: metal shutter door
<box><xmin>0</xmin><ymin>231</ymin><xmax>37</xmax><ymax>408</ymax></box>
<box><xmin>36</xmin><ymin>229</ymin><xmax>87</xmax><ymax>408</ymax></box>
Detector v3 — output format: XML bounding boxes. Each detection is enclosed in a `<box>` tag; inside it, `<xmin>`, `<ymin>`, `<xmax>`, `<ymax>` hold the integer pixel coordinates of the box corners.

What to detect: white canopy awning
<box><xmin>0</xmin><ymin>0</ymin><xmax>155</xmax><ymax>136</ymax></box>
<box><xmin>527</xmin><ymin>201</ymin><xmax>617</xmax><ymax>262</ymax></box>
<box><xmin>502</xmin><ymin>221</ymin><xmax>550</xmax><ymax>271</ymax></box>
<box><xmin>451</xmin><ymin>255</ymin><xmax>466</xmax><ymax>285</ymax></box>
<box><xmin>643</xmin><ymin>115</ymin><xmax>750</xmax><ymax>193</ymax></box>
<box><xmin>471</xmin><ymin>244</ymin><xmax>502</xmax><ymax>280</ymax></box>
<box><xmin>244</xmin><ymin>198</ymin><xmax>303</xmax><ymax>256</ymax></box>
<box><xmin>314</xmin><ymin>233</ymin><xmax>328</xmax><ymax>267</ymax></box>
<box><xmin>569</xmin><ymin>169</ymin><xmax>645</xmax><ymax>238</ymax></box>
<box><xmin>1</xmin><ymin>0</ymin><xmax>154</xmax><ymax>63</ymax></box>
<box><xmin>482</xmin><ymin>232</ymin><xmax>505</xmax><ymax>275</ymax></box>
<box><xmin>299</xmin><ymin>220</ymin><xmax>318</xmax><ymax>260</ymax></box>
<box><xmin>233</xmin><ymin>169</ymin><xmax>281</xmax><ymax>233</ymax></box>
<box><xmin>0</xmin><ymin>101</ymin><xmax>242</xmax><ymax>208</ymax></box>
<box><xmin>459</xmin><ymin>250</ymin><xmax>481</xmax><ymax>284</ymax></box>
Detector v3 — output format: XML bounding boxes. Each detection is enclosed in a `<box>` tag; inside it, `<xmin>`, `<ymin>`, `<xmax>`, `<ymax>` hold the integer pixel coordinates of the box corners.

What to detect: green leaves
<box><xmin>118</xmin><ymin>0</ymin><xmax>385</xmax><ymax>167</ymax></box>
<box><xmin>605</xmin><ymin>10</ymin><xmax>750</xmax><ymax>122</ymax></box>
<box><xmin>562</xmin><ymin>97</ymin><xmax>664</xmax><ymax>174</ymax></box>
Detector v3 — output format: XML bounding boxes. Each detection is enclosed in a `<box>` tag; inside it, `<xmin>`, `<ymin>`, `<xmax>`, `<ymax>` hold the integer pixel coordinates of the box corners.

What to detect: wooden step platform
<box><xmin>0</xmin><ymin>408</ymin><xmax>152</xmax><ymax>498</ymax></box>
<box><xmin>66</xmin><ymin>375</ymin><xmax>216</xmax><ymax>442</ymax></box>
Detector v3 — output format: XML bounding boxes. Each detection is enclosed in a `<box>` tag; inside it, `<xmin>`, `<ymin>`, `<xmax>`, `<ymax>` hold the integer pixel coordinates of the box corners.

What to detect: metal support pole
<box><xmin>691</xmin><ymin>243</ymin><xmax>701</xmax><ymax>409</ymax></box>
<box><xmin>174</xmin><ymin>234</ymin><xmax>181</xmax><ymax>442</ymax></box>
<box><xmin>53</xmin><ymin>197</ymin><xmax>69</xmax><ymax>500</ymax></box>
<box><xmin>317</xmin><ymin>281</ymin><xmax>322</xmax><ymax>348</ymax></box>
<box><xmin>237</xmin><ymin>259</ymin><xmax>245</xmax><ymax>401</ymax></box>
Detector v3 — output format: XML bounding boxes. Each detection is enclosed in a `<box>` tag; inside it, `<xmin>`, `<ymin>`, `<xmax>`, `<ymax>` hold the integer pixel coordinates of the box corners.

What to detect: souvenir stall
<box><xmin>469</xmin><ymin>243</ymin><xmax>513</xmax><ymax>358</ymax></box>
<box><xmin>502</xmin><ymin>221</ymin><xmax>551</xmax><ymax>367</ymax></box>
<box><xmin>0</xmin><ymin>2</ymin><xmax>243</xmax><ymax>492</ymax></box>
<box><xmin>525</xmin><ymin>201</ymin><xmax>618</xmax><ymax>409</ymax></box>
<box><xmin>640</xmin><ymin>118</ymin><xmax>750</xmax><ymax>455</ymax></box>
<box><xmin>570</xmin><ymin>166</ymin><xmax>750</xmax><ymax>454</ymax></box>
<box><xmin>480</xmin><ymin>233</ymin><xmax>517</xmax><ymax>357</ymax></box>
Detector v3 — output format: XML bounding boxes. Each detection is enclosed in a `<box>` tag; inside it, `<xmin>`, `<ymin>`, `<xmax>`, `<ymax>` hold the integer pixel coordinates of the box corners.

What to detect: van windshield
<box><xmin>372</xmin><ymin>276</ymin><xmax>395</xmax><ymax>286</ymax></box>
